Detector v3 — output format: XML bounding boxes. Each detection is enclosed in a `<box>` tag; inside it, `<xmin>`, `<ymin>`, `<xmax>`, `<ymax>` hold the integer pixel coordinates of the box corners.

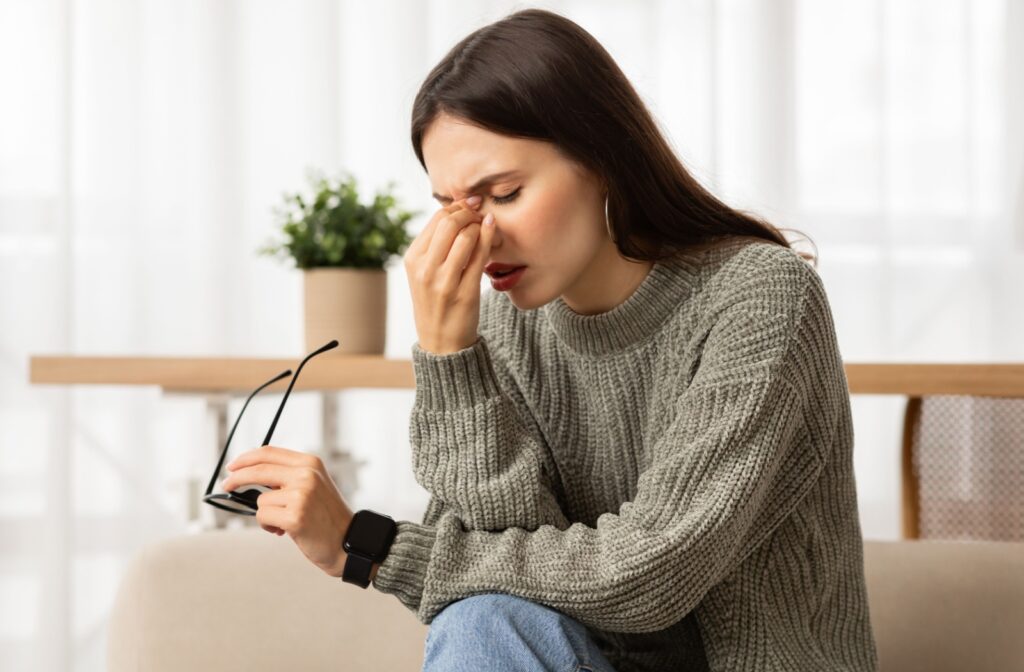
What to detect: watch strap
<box><xmin>342</xmin><ymin>551</ymin><xmax>375</xmax><ymax>588</ymax></box>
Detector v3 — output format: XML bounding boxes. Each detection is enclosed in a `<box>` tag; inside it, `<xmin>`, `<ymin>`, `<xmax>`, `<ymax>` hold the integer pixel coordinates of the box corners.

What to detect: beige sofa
<box><xmin>107</xmin><ymin>529</ymin><xmax>1024</xmax><ymax>671</ymax></box>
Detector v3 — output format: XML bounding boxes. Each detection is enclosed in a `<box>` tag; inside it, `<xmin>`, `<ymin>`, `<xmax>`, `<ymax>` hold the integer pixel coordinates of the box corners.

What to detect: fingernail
<box><xmin>465</xmin><ymin>195</ymin><xmax>482</xmax><ymax>207</ymax></box>
<box><xmin>483</xmin><ymin>213</ymin><xmax>494</xmax><ymax>226</ymax></box>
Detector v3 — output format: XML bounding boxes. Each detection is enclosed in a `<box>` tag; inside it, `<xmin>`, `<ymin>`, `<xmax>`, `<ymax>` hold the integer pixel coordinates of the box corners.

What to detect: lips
<box><xmin>485</xmin><ymin>262</ymin><xmax>526</xmax><ymax>278</ymax></box>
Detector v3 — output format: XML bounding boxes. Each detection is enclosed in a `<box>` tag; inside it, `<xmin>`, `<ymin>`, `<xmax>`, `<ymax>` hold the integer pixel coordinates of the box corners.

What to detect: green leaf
<box><xmin>261</xmin><ymin>169</ymin><xmax>419</xmax><ymax>270</ymax></box>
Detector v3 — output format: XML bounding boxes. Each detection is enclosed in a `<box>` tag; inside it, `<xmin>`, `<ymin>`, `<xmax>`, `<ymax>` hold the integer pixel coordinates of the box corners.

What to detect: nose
<box><xmin>487</xmin><ymin>217</ymin><xmax>502</xmax><ymax>247</ymax></box>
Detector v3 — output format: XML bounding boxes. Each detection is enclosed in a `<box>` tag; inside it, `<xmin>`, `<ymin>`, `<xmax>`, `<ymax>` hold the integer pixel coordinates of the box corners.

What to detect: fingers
<box><xmin>255</xmin><ymin>483</ymin><xmax>298</xmax><ymax>536</ymax></box>
<box><xmin>256</xmin><ymin>487</ymin><xmax>294</xmax><ymax>508</ymax></box>
<box><xmin>260</xmin><ymin>522</ymin><xmax>285</xmax><ymax>536</ymax></box>
<box><xmin>222</xmin><ymin>463</ymin><xmax>316</xmax><ymax>492</ymax></box>
<box><xmin>407</xmin><ymin>201</ymin><xmax>465</xmax><ymax>258</ymax></box>
<box><xmin>422</xmin><ymin>205</ymin><xmax>484</xmax><ymax>270</ymax></box>
<box><xmin>438</xmin><ymin>220</ymin><xmax>482</xmax><ymax>281</ymax></box>
<box><xmin>256</xmin><ymin>504</ymin><xmax>293</xmax><ymax>534</ymax></box>
<box><xmin>463</xmin><ymin>213</ymin><xmax>495</xmax><ymax>284</ymax></box>
<box><xmin>404</xmin><ymin>195</ymin><xmax>491</xmax><ymax>354</ymax></box>
<box><xmin>438</xmin><ymin>212</ymin><xmax>494</xmax><ymax>291</ymax></box>
<box><xmin>227</xmin><ymin>445</ymin><xmax>320</xmax><ymax>472</ymax></box>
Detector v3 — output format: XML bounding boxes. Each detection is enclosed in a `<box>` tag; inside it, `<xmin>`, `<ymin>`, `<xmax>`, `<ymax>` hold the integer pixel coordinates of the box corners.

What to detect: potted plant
<box><xmin>259</xmin><ymin>170</ymin><xmax>418</xmax><ymax>355</ymax></box>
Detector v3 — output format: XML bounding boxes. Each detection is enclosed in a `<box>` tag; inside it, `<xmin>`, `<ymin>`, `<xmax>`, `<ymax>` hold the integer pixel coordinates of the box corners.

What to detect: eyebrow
<box><xmin>431</xmin><ymin>170</ymin><xmax>521</xmax><ymax>202</ymax></box>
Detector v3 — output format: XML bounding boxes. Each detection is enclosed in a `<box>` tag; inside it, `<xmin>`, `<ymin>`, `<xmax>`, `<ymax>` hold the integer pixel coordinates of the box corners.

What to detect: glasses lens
<box><xmin>203</xmin><ymin>493</ymin><xmax>258</xmax><ymax>515</ymax></box>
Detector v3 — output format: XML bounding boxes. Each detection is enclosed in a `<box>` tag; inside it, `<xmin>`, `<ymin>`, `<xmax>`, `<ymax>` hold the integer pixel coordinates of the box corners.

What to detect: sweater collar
<box><xmin>542</xmin><ymin>255</ymin><xmax>700</xmax><ymax>357</ymax></box>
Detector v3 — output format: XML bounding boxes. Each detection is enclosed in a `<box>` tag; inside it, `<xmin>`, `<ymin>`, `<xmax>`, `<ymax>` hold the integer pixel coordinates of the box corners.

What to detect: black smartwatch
<box><xmin>342</xmin><ymin>509</ymin><xmax>397</xmax><ymax>588</ymax></box>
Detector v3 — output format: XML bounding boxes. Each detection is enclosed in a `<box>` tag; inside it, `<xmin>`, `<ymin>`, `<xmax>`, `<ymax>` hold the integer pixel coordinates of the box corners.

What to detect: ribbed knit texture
<box><xmin>373</xmin><ymin>240</ymin><xmax>878</xmax><ymax>672</ymax></box>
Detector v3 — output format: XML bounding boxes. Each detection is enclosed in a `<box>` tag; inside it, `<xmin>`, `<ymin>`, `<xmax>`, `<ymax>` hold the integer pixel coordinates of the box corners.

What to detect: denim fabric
<box><xmin>421</xmin><ymin>593</ymin><xmax>618</xmax><ymax>672</ymax></box>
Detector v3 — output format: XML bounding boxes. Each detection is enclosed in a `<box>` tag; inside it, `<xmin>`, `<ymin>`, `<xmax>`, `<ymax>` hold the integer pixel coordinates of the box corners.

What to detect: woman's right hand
<box><xmin>403</xmin><ymin>194</ymin><xmax>496</xmax><ymax>355</ymax></box>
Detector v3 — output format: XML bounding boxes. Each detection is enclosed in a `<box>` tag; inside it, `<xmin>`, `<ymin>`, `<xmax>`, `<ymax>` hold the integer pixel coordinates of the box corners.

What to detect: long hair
<box><xmin>410</xmin><ymin>8</ymin><xmax>817</xmax><ymax>267</ymax></box>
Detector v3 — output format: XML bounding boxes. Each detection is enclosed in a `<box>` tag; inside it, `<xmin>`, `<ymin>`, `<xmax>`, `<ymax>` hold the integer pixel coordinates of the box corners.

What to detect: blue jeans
<box><xmin>421</xmin><ymin>593</ymin><xmax>618</xmax><ymax>672</ymax></box>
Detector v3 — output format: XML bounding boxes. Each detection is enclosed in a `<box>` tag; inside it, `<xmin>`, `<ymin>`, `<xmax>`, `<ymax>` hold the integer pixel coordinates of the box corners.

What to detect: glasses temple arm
<box><xmin>204</xmin><ymin>369</ymin><xmax>292</xmax><ymax>496</ymax></box>
<box><xmin>261</xmin><ymin>340</ymin><xmax>338</xmax><ymax>447</ymax></box>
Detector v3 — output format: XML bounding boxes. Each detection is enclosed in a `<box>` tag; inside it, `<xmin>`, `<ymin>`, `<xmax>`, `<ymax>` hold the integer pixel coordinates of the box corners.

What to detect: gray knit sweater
<box><xmin>373</xmin><ymin>240</ymin><xmax>878</xmax><ymax>671</ymax></box>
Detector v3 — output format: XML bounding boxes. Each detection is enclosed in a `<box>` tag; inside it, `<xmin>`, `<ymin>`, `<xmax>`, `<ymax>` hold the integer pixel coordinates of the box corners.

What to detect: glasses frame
<box><xmin>202</xmin><ymin>339</ymin><xmax>339</xmax><ymax>516</ymax></box>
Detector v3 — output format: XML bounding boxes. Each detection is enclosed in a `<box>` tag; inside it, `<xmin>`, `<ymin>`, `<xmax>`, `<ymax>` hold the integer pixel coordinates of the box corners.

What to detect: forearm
<box><xmin>375</xmin><ymin>375</ymin><xmax>821</xmax><ymax>632</ymax></box>
<box><xmin>410</xmin><ymin>336</ymin><xmax>568</xmax><ymax>531</ymax></box>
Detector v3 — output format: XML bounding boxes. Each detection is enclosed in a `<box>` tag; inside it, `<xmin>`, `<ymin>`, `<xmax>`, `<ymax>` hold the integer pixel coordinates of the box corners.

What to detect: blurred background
<box><xmin>2</xmin><ymin>0</ymin><xmax>1023</xmax><ymax>669</ymax></box>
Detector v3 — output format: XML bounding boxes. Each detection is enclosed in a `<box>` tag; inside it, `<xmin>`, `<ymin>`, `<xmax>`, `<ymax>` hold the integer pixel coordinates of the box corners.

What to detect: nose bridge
<box><xmin>446</xmin><ymin>176</ymin><xmax>473</xmax><ymax>202</ymax></box>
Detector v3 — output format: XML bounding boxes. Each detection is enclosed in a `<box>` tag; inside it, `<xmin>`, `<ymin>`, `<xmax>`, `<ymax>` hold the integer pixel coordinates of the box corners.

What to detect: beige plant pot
<box><xmin>303</xmin><ymin>267</ymin><xmax>387</xmax><ymax>355</ymax></box>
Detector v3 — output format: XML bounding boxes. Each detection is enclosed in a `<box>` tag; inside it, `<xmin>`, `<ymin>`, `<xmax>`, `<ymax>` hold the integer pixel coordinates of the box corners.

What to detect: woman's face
<box><xmin>420</xmin><ymin>112</ymin><xmax>612</xmax><ymax>311</ymax></box>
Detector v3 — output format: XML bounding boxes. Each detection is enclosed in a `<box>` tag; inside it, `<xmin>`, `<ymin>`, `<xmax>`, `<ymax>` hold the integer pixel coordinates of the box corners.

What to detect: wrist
<box><xmin>418</xmin><ymin>337</ymin><xmax>478</xmax><ymax>355</ymax></box>
<box><xmin>337</xmin><ymin>509</ymin><xmax>397</xmax><ymax>586</ymax></box>
<box><xmin>411</xmin><ymin>337</ymin><xmax>500</xmax><ymax>412</ymax></box>
<box><xmin>329</xmin><ymin>514</ymin><xmax>354</xmax><ymax>578</ymax></box>
<box><xmin>330</xmin><ymin>550</ymin><xmax>348</xmax><ymax>578</ymax></box>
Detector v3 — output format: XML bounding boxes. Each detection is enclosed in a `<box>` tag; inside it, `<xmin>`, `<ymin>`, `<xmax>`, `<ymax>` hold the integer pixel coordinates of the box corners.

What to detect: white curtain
<box><xmin>2</xmin><ymin>0</ymin><xmax>1020</xmax><ymax>669</ymax></box>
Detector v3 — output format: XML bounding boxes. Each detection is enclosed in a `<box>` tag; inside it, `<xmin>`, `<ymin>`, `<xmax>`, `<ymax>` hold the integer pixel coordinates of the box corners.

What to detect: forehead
<box><xmin>422</xmin><ymin>114</ymin><xmax>548</xmax><ymax>196</ymax></box>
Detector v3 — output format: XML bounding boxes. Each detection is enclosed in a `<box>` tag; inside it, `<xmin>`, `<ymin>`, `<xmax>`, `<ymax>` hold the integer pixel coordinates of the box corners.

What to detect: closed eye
<box><xmin>491</xmin><ymin>187</ymin><xmax>521</xmax><ymax>205</ymax></box>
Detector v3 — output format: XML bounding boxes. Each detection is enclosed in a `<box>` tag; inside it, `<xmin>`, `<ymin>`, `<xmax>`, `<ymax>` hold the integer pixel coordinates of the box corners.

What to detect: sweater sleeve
<box><xmin>407</xmin><ymin>334</ymin><xmax>569</xmax><ymax>533</ymax></box>
<box><xmin>375</xmin><ymin>255</ymin><xmax>838</xmax><ymax>633</ymax></box>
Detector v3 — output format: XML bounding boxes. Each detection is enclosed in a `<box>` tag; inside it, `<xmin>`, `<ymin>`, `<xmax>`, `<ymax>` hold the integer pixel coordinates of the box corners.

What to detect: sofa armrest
<box><xmin>108</xmin><ymin>528</ymin><xmax>428</xmax><ymax>671</ymax></box>
<box><xmin>864</xmin><ymin>539</ymin><xmax>1024</xmax><ymax>672</ymax></box>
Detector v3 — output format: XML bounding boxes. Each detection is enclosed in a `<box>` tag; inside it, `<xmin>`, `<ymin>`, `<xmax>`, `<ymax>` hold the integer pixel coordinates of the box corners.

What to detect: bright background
<box><xmin>2</xmin><ymin>0</ymin><xmax>1023</xmax><ymax>669</ymax></box>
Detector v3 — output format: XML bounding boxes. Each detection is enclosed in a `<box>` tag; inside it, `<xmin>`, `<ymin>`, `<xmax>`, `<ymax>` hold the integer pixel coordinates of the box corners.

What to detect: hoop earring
<box><xmin>604</xmin><ymin>194</ymin><xmax>615</xmax><ymax>243</ymax></box>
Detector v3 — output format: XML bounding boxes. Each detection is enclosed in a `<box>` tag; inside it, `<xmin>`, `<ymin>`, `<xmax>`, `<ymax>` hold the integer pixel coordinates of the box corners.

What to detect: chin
<box><xmin>505</xmin><ymin>289</ymin><xmax>552</xmax><ymax>312</ymax></box>
<box><xmin>505</xmin><ymin>294</ymin><xmax>534</xmax><ymax>311</ymax></box>
<box><xmin>493</xmin><ymin>269</ymin><xmax>571</xmax><ymax>312</ymax></box>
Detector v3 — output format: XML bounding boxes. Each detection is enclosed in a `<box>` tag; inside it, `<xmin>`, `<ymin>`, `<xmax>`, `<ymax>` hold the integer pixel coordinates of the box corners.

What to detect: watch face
<box><xmin>343</xmin><ymin>510</ymin><xmax>396</xmax><ymax>558</ymax></box>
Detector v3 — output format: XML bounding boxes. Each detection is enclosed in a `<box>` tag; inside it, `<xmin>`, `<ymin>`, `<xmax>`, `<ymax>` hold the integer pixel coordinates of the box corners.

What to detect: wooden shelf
<box><xmin>844</xmin><ymin>363</ymin><xmax>1024</xmax><ymax>398</ymax></box>
<box><xmin>29</xmin><ymin>354</ymin><xmax>414</xmax><ymax>393</ymax></box>
<box><xmin>28</xmin><ymin>356</ymin><xmax>1024</xmax><ymax>397</ymax></box>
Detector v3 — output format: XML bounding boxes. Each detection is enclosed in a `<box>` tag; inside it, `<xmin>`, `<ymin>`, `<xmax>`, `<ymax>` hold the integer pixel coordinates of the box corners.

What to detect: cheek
<box><xmin>512</xmin><ymin>188</ymin><xmax>591</xmax><ymax>247</ymax></box>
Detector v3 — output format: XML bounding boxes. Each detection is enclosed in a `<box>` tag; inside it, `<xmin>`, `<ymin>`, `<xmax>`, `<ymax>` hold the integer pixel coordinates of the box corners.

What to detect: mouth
<box><xmin>485</xmin><ymin>263</ymin><xmax>527</xmax><ymax>278</ymax></box>
<box><xmin>488</xmin><ymin>265</ymin><xmax>527</xmax><ymax>291</ymax></box>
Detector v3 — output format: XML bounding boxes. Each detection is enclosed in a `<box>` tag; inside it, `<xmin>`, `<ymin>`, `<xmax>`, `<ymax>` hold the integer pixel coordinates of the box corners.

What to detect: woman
<box><xmin>223</xmin><ymin>8</ymin><xmax>878</xmax><ymax>671</ymax></box>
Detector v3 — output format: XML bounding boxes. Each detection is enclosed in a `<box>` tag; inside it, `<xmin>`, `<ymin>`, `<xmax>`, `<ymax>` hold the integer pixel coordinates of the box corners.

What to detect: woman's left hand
<box><xmin>222</xmin><ymin>445</ymin><xmax>354</xmax><ymax>578</ymax></box>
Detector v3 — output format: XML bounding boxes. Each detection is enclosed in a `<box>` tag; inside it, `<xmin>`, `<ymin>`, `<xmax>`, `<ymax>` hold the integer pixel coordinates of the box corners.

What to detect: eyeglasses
<box><xmin>202</xmin><ymin>339</ymin><xmax>339</xmax><ymax>516</ymax></box>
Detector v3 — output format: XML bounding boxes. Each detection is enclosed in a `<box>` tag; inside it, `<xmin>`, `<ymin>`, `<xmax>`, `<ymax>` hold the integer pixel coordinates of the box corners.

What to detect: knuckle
<box><xmin>435</xmin><ymin>283</ymin><xmax>455</xmax><ymax>300</ymax></box>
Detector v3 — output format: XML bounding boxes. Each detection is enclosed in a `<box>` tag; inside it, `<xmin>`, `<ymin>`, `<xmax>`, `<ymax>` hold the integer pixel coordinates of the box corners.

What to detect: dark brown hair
<box><xmin>410</xmin><ymin>8</ymin><xmax>817</xmax><ymax>267</ymax></box>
